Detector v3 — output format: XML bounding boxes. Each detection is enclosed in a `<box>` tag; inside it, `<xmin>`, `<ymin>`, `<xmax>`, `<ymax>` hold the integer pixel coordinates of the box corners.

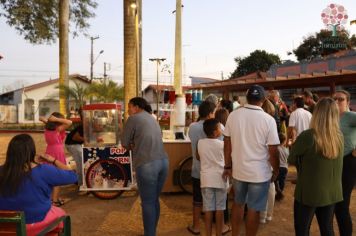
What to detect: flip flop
<box><xmin>52</xmin><ymin>199</ymin><xmax>65</xmax><ymax>207</ymax></box>
<box><xmin>187</xmin><ymin>225</ymin><xmax>200</xmax><ymax>235</ymax></box>
<box><xmin>222</xmin><ymin>225</ymin><xmax>232</xmax><ymax>235</ymax></box>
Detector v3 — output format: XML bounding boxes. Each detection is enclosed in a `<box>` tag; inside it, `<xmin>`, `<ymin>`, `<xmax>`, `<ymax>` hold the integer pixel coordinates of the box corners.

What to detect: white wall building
<box><xmin>0</xmin><ymin>74</ymin><xmax>90</xmax><ymax>124</ymax></box>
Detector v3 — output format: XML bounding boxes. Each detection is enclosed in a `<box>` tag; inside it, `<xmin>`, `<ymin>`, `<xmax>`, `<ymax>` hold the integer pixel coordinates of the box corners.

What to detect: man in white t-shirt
<box><xmin>287</xmin><ymin>97</ymin><xmax>312</xmax><ymax>144</ymax></box>
<box><xmin>223</xmin><ymin>85</ymin><xmax>280</xmax><ymax>236</ymax></box>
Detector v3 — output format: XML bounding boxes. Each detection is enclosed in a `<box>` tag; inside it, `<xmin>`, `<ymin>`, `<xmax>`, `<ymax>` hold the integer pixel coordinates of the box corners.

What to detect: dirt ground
<box><xmin>0</xmin><ymin>132</ymin><xmax>355</xmax><ymax>236</ymax></box>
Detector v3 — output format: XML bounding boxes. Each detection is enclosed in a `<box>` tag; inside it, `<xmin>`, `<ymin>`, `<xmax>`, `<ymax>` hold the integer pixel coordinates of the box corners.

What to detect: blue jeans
<box><xmin>136</xmin><ymin>158</ymin><xmax>168</xmax><ymax>236</ymax></box>
<box><xmin>277</xmin><ymin>167</ymin><xmax>288</xmax><ymax>191</ymax></box>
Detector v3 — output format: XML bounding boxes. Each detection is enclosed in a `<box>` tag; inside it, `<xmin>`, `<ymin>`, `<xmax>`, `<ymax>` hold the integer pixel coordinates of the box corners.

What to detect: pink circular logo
<box><xmin>321</xmin><ymin>3</ymin><xmax>348</xmax><ymax>31</ymax></box>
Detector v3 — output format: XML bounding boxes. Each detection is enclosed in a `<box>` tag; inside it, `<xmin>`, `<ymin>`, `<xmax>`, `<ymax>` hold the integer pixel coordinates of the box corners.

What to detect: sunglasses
<box><xmin>333</xmin><ymin>97</ymin><xmax>346</xmax><ymax>102</ymax></box>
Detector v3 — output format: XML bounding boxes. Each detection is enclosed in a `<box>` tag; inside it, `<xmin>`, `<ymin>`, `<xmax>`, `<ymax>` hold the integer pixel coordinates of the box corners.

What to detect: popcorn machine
<box><xmin>81</xmin><ymin>103</ymin><xmax>135</xmax><ymax>199</ymax></box>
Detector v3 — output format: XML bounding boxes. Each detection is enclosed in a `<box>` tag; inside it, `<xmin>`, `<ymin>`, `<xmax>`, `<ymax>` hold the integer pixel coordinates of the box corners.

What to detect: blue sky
<box><xmin>1</xmin><ymin>0</ymin><xmax>356</xmax><ymax>91</ymax></box>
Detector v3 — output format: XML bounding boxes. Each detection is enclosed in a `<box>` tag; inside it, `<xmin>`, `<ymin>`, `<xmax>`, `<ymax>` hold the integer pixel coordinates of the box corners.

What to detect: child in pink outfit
<box><xmin>40</xmin><ymin>112</ymin><xmax>72</xmax><ymax>206</ymax></box>
<box><xmin>45</xmin><ymin>129</ymin><xmax>67</xmax><ymax>164</ymax></box>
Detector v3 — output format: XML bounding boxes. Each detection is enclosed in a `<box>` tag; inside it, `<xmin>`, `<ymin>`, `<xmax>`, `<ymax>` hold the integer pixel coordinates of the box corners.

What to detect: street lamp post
<box><xmin>90</xmin><ymin>36</ymin><xmax>104</xmax><ymax>82</ymax></box>
<box><xmin>149</xmin><ymin>58</ymin><xmax>166</xmax><ymax>121</ymax></box>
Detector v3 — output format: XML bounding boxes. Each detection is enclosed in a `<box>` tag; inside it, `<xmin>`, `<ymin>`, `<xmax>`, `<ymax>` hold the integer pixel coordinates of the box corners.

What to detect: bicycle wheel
<box><xmin>85</xmin><ymin>159</ymin><xmax>128</xmax><ymax>199</ymax></box>
<box><xmin>178</xmin><ymin>156</ymin><xmax>193</xmax><ymax>194</ymax></box>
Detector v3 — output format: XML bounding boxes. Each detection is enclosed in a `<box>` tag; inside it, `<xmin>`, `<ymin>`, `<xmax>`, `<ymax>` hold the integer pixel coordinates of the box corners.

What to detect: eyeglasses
<box><xmin>333</xmin><ymin>97</ymin><xmax>346</xmax><ymax>102</ymax></box>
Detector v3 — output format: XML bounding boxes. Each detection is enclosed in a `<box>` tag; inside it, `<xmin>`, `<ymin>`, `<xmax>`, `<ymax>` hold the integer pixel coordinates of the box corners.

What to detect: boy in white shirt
<box><xmin>197</xmin><ymin>118</ymin><xmax>229</xmax><ymax>236</ymax></box>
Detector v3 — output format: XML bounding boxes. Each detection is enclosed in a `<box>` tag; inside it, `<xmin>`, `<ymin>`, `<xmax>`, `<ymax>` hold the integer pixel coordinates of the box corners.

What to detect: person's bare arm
<box><xmin>48</xmin><ymin>115</ymin><xmax>72</xmax><ymax>132</ymax></box>
<box><xmin>287</xmin><ymin>127</ymin><xmax>296</xmax><ymax>146</ymax></box>
<box><xmin>223</xmin><ymin>136</ymin><xmax>232</xmax><ymax>179</ymax></box>
<box><xmin>39</xmin><ymin>116</ymin><xmax>48</xmax><ymax>123</ymax></box>
<box><xmin>268</xmin><ymin>145</ymin><xmax>279</xmax><ymax>182</ymax></box>
<box><xmin>37</xmin><ymin>154</ymin><xmax>72</xmax><ymax>171</ymax></box>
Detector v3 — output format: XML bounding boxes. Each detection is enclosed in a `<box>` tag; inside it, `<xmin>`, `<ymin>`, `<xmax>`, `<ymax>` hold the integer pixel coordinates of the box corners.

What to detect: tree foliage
<box><xmin>293</xmin><ymin>29</ymin><xmax>356</xmax><ymax>62</ymax></box>
<box><xmin>57</xmin><ymin>81</ymin><xmax>88</xmax><ymax>108</ymax></box>
<box><xmin>86</xmin><ymin>80</ymin><xmax>124</xmax><ymax>103</ymax></box>
<box><xmin>0</xmin><ymin>0</ymin><xmax>97</xmax><ymax>44</ymax></box>
<box><xmin>230</xmin><ymin>50</ymin><xmax>281</xmax><ymax>78</ymax></box>
<box><xmin>57</xmin><ymin>79</ymin><xmax>124</xmax><ymax>109</ymax></box>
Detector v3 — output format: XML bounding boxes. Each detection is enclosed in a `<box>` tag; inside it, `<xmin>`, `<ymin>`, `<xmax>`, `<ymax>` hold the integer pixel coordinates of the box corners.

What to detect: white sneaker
<box><xmin>266</xmin><ymin>216</ymin><xmax>273</xmax><ymax>221</ymax></box>
<box><xmin>260</xmin><ymin>218</ymin><xmax>266</xmax><ymax>224</ymax></box>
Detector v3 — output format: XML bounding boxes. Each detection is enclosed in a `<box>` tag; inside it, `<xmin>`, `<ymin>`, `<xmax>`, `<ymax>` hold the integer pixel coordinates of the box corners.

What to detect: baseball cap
<box><xmin>246</xmin><ymin>85</ymin><xmax>266</xmax><ymax>101</ymax></box>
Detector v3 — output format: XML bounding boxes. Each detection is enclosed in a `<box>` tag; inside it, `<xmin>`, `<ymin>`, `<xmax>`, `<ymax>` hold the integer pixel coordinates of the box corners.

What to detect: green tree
<box><xmin>293</xmin><ymin>29</ymin><xmax>356</xmax><ymax>62</ymax></box>
<box><xmin>57</xmin><ymin>81</ymin><xmax>88</xmax><ymax>109</ymax></box>
<box><xmin>87</xmin><ymin>80</ymin><xmax>124</xmax><ymax>103</ymax></box>
<box><xmin>0</xmin><ymin>0</ymin><xmax>97</xmax><ymax>44</ymax></box>
<box><xmin>230</xmin><ymin>50</ymin><xmax>281</xmax><ymax>78</ymax></box>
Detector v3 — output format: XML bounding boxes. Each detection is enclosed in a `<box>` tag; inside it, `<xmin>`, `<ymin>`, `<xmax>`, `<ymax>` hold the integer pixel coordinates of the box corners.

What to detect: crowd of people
<box><xmin>186</xmin><ymin>86</ymin><xmax>355</xmax><ymax>236</ymax></box>
<box><xmin>0</xmin><ymin>84</ymin><xmax>355</xmax><ymax>236</ymax></box>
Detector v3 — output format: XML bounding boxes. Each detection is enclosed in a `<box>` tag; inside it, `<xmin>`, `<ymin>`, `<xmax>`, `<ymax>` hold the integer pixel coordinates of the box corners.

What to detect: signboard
<box><xmin>82</xmin><ymin>146</ymin><xmax>134</xmax><ymax>191</ymax></box>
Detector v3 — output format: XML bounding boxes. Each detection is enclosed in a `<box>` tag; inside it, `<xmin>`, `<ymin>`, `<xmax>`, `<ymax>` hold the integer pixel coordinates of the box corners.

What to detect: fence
<box><xmin>0</xmin><ymin>105</ymin><xmax>17</xmax><ymax>123</ymax></box>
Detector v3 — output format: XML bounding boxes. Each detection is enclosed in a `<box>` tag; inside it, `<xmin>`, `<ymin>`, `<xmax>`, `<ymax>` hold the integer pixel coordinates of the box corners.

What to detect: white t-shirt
<box><xmin>233</xmin><ymin>101</ymin><xmax>240</xmax><ymax>110</ymax></box>
<box><xmin>223</xmin><ymin>104</ymin><xmax>280</xmax><ymax>182</ymax></box>
<box><xmin>198</xmin><ymin>138</ymin><xmax>228</xmax><ymax>189</ymax></box>
<box><xmin>288</xmin><ymin>108</ymin><xmax>312</xmax><ymax>136</ymax></box>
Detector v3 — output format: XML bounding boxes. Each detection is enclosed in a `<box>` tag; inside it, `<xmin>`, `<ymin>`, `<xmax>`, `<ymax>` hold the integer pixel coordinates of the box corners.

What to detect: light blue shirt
<box><xmin>188</xmin><ymin>120</ymin><xmax>206</xmax><ymax>179</ymax></box>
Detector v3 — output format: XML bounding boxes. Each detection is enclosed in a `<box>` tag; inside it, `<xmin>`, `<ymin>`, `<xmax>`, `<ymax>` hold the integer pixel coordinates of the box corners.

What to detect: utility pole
<box><xmin>103</xmin><ymin>62</ymin><xmax>110</xmax><ymax>84</ymax></box>
<box><xmin>90</xmin><ymin>36</ymin><xmax>99</xmax><ymax>82</ymax></box>
<box><xmin>104</xmin><ymin>62</ymin><xmax>107</xmax><ymax>81</ymax></box>
<box><xmin>149</xmin><ymin>58</ymin><xmax>166</xmax><ymax>121</ymax></box>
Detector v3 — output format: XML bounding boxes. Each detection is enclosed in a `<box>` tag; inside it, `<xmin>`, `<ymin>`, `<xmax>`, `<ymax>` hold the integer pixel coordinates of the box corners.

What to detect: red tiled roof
<box><xmin>24</xmin><ymin>74</ymin><xmax>90</xmax><ymax>92</ymax></box>
<box><xmin>145</xmin><ymin>84</ymin><xmax>190</xmax><ymax>92</ymax></box>
<box><xmin>189</xmin><ymin>69</ymin><xmax>356</xmax><ymax>91</ymax></box>
<box><xmin>230</xmin><ymin>71</ymin><xmax>267</xmax><ymax>81</ymax></box>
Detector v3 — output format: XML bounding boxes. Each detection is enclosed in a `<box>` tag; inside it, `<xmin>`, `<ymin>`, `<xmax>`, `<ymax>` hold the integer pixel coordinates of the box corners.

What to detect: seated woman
<box><xmin>0</xmin><ymin>134</ymin><xmax>78</xmax><ymax>236</ymax></box>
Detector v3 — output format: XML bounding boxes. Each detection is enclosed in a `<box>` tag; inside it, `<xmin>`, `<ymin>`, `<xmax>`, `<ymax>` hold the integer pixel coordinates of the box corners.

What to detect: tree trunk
<box><xmin>59</xmin><ymin>0</ymin><xmax>70</xmax><ymax>116</ymax></box>
<box><xmin>123</xmin><ymin>0</ymin><xmax>141</xmax><ymax>120</ymax></box>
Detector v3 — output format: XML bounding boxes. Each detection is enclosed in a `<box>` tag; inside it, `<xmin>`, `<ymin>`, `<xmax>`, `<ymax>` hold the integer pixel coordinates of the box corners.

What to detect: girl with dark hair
<box><xmin>0</xmin><ymin>134</ymin><xmax>77</xmax><ymax>235</ymax></box>
<box><xmin>39</xmin><ymin>112</ymin><xmax>72</xmax><ymax>206</ymax></box>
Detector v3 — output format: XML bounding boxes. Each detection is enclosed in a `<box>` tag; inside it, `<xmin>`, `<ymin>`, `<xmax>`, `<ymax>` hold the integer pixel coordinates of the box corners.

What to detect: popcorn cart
<box><xmin>81</xmin><ymin>103</ymin><xmax>135</xmax><ymax>199</ymax></box>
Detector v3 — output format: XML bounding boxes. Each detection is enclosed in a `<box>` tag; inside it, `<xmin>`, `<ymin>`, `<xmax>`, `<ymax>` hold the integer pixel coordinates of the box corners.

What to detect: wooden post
<box><xmin>330</xmin><ymin>82</ymin><xmax>336</xmax><ymax>95</ymax></box>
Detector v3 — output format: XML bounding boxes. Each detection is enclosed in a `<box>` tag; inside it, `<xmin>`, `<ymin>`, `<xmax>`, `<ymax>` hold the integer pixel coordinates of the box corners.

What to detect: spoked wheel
<box><xmin>178</xmin><ymin>156</ymin><xmax>193</xmax><ymax>194</ymax></box>
<box><xmin>85</xmin><ymin>159</ymin><xmax>128</xmax><ymax>199</ymax></box>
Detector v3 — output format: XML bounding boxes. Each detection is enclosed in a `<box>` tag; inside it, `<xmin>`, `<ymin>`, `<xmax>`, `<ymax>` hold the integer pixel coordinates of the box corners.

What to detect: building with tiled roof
<box><xmin>0</xmin><ymin>74</ymin><xmax>90</xmax><ymax>123</ymax></box>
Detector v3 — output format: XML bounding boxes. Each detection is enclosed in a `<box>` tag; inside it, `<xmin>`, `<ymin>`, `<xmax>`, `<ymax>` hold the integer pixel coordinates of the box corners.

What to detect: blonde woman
<box><xmin>289</xmin><ymin>98</ymin><xmax>344</xmax><ymax>236</ymax></box>
<box><xmin>333</xmin><ymin>90</ymin><xmax>356</xmax><ymax>236</ymax></box>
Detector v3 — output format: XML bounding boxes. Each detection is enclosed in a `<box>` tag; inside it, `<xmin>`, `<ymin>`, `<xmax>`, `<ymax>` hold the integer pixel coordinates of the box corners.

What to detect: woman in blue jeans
<box><xmin>122</xmin><ymin>97</ymin><xmax>169</xmax><ymax>236</ymax></box>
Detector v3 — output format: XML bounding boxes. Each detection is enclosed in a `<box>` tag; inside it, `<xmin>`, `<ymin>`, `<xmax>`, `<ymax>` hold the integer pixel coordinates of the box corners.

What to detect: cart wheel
<box><xmin>178</xmin><ymin>156</ymin><xmax>193</xmax><ymax>194</ymax></box>
<box><xmin>85</xmin><ymin>159</ymin><xmax>128</xmax><ymax>200</ymax></box>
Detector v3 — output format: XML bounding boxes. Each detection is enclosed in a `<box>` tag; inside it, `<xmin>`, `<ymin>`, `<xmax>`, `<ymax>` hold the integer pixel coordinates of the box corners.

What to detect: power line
<box><xmin>0</xmin><ymin>69</ymin><xmax>59</xmax><ymax>73</ymax></box>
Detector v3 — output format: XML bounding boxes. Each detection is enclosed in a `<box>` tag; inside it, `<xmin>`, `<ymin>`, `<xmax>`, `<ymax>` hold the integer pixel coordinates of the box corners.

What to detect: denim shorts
<box><xmin>232</xmin><ymin>179</ymin><xmax>269</xmax><ymax>212</ymax></box>
<box><xmin>201</xmin><ymin>187</ymin><xmax>227</xmax><ymax>212</ymax></box>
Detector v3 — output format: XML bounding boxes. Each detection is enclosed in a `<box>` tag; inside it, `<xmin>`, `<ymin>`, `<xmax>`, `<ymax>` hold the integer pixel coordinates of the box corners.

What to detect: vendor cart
<box><xmin>81</xmin><ymin>103</ymin><xmax>135</xmax><ymax>199</ymax></box>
